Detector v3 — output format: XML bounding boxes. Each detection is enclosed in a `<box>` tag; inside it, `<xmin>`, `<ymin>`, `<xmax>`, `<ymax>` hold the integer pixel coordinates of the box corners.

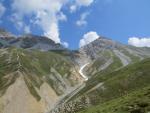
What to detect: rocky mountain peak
<box><xmin>0</xmin><ymin>28</ymin><xmax>16</xmax><ymax>39</ymax></box>
<box><xmin>0</xmin><ymin>29</ymin><xmax>65</xmax><ymax>51</ymax></box>
<box><xmin>79</xmin><ymin>36</ymin><xmax>124</xmax><ymax>59</ymax></box>
<box><xmin>82</xmin><ymin>36</ymin><xmax>123</xmax><ymax>50</ymax></box>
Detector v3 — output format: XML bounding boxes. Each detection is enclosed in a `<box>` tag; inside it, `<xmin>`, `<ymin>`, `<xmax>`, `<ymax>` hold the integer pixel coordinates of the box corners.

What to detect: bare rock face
<box><xmin>0</xmin><ymin>29</ymin><xmax>65</xmax><ymax>51</ymax></box>
<box><xmin>0</xmin><ymin>72</ymin><xmax>44</xmax><ymax>113</ymax></box>
<box><xmin>80</xmin><ymin>37</ymin><xmax>150</xmax><ymax>60</ymax></box>
<box><xmin>0</xmin><ymin>72</ymin><xmax>60</xmax><ymax>113</ymax></box>
<box><xmin>79</xmin><ymin>37</ymin><xmax>124</xmax><ymax>59</ymax></box>
<box><xmin>79</xmin><ymin>36</ymin><xmax>150</xmax><ymax>69</ymax></box>
<box><xmin>0</xmin><ymin>29</ymin><xmax>16</xmax><ymax>48</ymax></box>
<box><xmin>0</xmin><ymin>28</ymin><xmax>15</xmax><ymax>39</ymax></box>
<box><xmin>9</xmin><ymin>34</ymin><xmax>65</xmax><ymax>51</ymax></box>
<box><xmin>0</xmin><ymin>47</ymin><xmax>83</xmax><ymax>113</ymax></box>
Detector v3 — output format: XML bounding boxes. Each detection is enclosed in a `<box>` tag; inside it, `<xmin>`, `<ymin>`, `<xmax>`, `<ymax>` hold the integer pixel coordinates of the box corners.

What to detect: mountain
<box><xmin>0</xmin><ymin>47</ymin><xmax>84</xmax><ymax>113</ymax></box>
<box><xmin>50</xmin><ymin>58</ymin><xmax>150</xmax><ymax>113</ymax></box>
<box><xmin>77</xmin><ymin>58</ymin><xmax>150</xmax><ymax>113</ymax></box>
<box><xmin>0</xmin><ymin>29</ymin><xmax>65</xmax><ymax>51</ymax></box>
<box><xmin>80</xmin><ymin>37</ymin><xmax>150</xmax><ymax>60</ymax></box>
<box><xmin>79</xmin><ymin>37</ymin><xmax>150</xmax><ymax>76</ymax></box>
<box><xmin>9</xmin><ymin>34</ymin><xmax>65</xmax><ymax>51</ymax></box>
<box><xmin>50</xmin><ymin>37</ymin><xmax>150</xmax><ymax>113</ymax></box>
<box><xmin>0</xmin><ymin>28</ymin><xmax>16</xmax><ymax>48</ymax></box>
<box><xmin>0</xmin><ymin>29</ymin><xmax>150</xmax><ymax>113</ymax></box>
<box><xmin>0</xmin><ymin>28</ymin><xmax>15</xmax><ymax>39</ymax></box>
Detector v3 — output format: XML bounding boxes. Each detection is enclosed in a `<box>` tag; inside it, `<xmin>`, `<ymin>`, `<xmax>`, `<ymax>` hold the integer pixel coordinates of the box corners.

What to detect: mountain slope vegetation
<box><xmin>0</xmin><ymin>47</ymin><xmax>83</xmax><ymax>113</ymax></box>
<box><xmin>77</xmin><ymin>58</ymin><xmax>150</xmax><ymax>113</ymax></box>
<box><xmin>50</xmin><ymin>37</ymin><xmax>150</xmax><ymax>113</ymax></box>
<box><xmin>51</xmin><ymin>58</ymin><xmax>150</xmax><ymax>113</ymax></box>
<box><xmin>0</xmin><ymin>29</ymin><xmax>150</xmax><ymax>113</ymax></box>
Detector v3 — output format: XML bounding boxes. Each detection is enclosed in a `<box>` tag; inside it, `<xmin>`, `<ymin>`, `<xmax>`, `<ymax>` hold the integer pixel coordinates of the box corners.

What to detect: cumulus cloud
<box><xmin>57</xmin><ymin>12</ymin><xmax>67</xmax><ymax>21</ymax></box>
<box><xmin>70</xmin><ymin>0</ymin><xmax>94</xmax><ymax>13</ymax></box>
<box><xmin>11</xmin><ymin>0</ymin><xmax>67</xmax><ymax>43</ymax></box>
<box><xmin>76</xmin><ymin>12</ymin><xmax>89</xmax><ymax>27</ymax></box>
<box><xmin>62</xmin><ymin>42</ymin><xmax>69</xmax><ymax>48</ymax></box>
<box><xmin>76</xmin><ymin>0</ymin><xmax>94</xmax><ymax>6</ymax></box>
<box><xmin>0</xmin><ymin>3</ymin><xmax>5</xmax><ymax>18</ymax></box>
<box><xmin>10</xmin><ymin>0</ymin><xmax>95</xmax><ymax>45</ymax></box>
<box><xmin>70</xmin><ymin>5</ymin><xmax>77</xmax><ymax>13</ymax></box>
<box><xmin>10</xmin><ymin>13</ymin><xmax>31</xmax><ymax>34</ymax></box>
<box><xmin>128</xmin><ymin>37</ymin><xmax>150</xmax><ymax>47</ymax></box>
<box><xmin>79</xmin><ymin>31</ymin><xmax>99</xmax><ymax>47</ymax></box>
<box><xmin>24</xmin><ymin>25</ymin><xmax>31</xmax><ymax>34</ymax></box>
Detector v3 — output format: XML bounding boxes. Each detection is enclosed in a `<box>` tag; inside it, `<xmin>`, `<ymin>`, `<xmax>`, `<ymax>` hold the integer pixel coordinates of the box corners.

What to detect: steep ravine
<box><xmin>50</xmin><ymin>63</ymin><xmax>90</xmax><ymax>113</ymax></box>
<box><xmin>0</xmin><ymin>32</ymin><xmax>150</xmax><ymax>113</ymax></box>
<box><xmin>0</xmin><ymin>48</ymin><xmax>84</xmax><ymax>113</ymax></box>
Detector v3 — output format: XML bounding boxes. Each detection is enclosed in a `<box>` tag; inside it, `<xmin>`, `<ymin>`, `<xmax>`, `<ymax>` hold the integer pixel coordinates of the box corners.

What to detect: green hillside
<box><xmin>79</xmin><ymin>86</ymin><xmax>150</xmax><ymax>113</ymax></box>
<box><xmin>0</xmin><ymin>48</ymin><xmax>80</xmax><ymax>100</ymax></box>
<box><xmin>77</xmin><ymin>58</ymin><xmax>150</xmax><ymax>113</ymax></box>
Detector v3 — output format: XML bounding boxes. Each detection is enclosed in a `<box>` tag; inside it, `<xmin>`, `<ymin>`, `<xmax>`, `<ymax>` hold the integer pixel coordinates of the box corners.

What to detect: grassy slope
<box><xmin>78</xmin><ymin>58</ymin><xmax>150</xmax><ymax>113</ymax></box>
<box><xmin>79</xmin><ymin>86</ymin><xmax>150</xmax><ymax>113</ymax></box>
<box><xmin>0</xmin><ymin>48</ymin><xmax>78</xmax><ymax>100</ymax></box>
<box><xmin>85</xmin><ymin>50</ymin><xmax>113</xmax><ymax>75</ymax></box>
<box><xmin>120</xmin><ymin>48</ymin><xmax>141</xmax><ymax>63</ymax></box>
<box><xmin>0</xmin><ymin>48</ymin><xmax>20</xmax><ymax>96</ymax></box>
<box><xmin>78</xmin><ymin>48</ymin><xmax>150</xmax><ymax>100</ymax></box>
<box><xmin>73</xmin><ymin>51</ymin><xmax>123</xmax><ymax>98</ymax></box>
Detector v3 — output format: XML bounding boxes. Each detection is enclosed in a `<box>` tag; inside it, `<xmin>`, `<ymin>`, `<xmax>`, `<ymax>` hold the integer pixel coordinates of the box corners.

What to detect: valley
<box><xmin>0</xmin><ymin>29</ymin><xmax>150</xmax><ymax>113</ymax></box>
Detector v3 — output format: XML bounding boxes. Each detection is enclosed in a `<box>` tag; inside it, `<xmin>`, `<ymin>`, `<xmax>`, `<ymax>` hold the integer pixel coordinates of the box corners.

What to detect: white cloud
<box><xmin>11</xmin><ymin>0</ymin><xmax>95</xmax><ymax>45</ymax></box>
<box><xmin>76</xmin><ymin>12</ymin><xmax>89</xmax><ymax>27</ymax></box>
<box><xmin>79</xmin><ymin>31</ymin><xmax>99</xmax><ymax>47</ymax></box>
<box><xmin>128</xmin><ymin>37</ymin><xmax>150</xmax><ymax>47</ymax></box>
<box><xmin>62</xmin><ymin>42</ymin><xmax>69</xmax><ymax>48</ymax></box>
<box><xmin>57</xmin><ymin>12</ymin><xmax>67</xmax><ymax>21</ymax></box>
<box><xmin>11</xmin><ymin>0</ymin><xmax>68</xmax><ymax>43</ymax></box>
<box><xmin>10</xmin><ymin>13</ymin><xmax>25</xmax><ymax>30</ymax></box>
<box><xmin>0</xmin><ymin>3</ymin><xmax>5</xmax><ymax>17</ymax></box>
<box><xmin>44</xmin><ymin>22</ymin><xmax>60</xmax><ymax>43</ymax></box>
<box><xmin>70</xmin><ymin>0</ymin><xmax>94</xmax><ymax>12</ymax></box>
<box><xmin>24</xmin><ymin>26</ymin><xmax>31</xmax><ymax>34</ymax></box>
<box><xmin>70</xmin><ymin>5</ymin><xmax>77</xmax><ymax>13</ymax></box>
<box><xmin>76</xmin><ymin>0</ymin><xmax>94</xmax><ymax>6</ymax></box>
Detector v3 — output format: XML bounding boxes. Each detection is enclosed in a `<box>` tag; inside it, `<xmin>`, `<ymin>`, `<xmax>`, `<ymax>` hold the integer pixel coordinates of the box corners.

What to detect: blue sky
<box><xmin>0</xmin><ymin>0</ymin><xmax>150</xmax><ymax>49</ymax></box>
